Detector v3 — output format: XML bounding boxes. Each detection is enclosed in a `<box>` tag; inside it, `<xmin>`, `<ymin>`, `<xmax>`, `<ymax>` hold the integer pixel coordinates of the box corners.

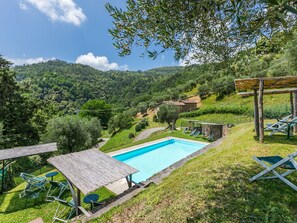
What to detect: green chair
<box><xmin>193</xmin><ymin>131</ymin><xmax>201</xmax><ymax>137</ymax></box>
<box><xmin>46</xmin><ymin>181</ymin><xmax>69</xmax><ymax>202</ymax></box>
<box><xmin>52</xmin><ymin>198</ymin><xmax>76</xmax><ymax>223</ymax></box>
<box><xmin>189</xmin><ymin>129</ymin><xmax>197</xmax><ymax>136</ymax></box>
<box><xmin>19</xmin><ymin>173</ymin><xmax>47</xmax><ymax>199</ymax></box>
<box><xmin>250</xmin><ymin>152</ymin><xmax>297</xmax><ymax>191</ymax></box>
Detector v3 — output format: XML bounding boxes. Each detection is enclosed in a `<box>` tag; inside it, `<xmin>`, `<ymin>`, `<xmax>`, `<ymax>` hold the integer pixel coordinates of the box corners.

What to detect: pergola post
<box><xmin>258</xmin><ymin>79</ymin><xmax>264</xmax><ymax>143</ymax></box>
<box><xmin>290</xmin><ymin>93</ymin><xmax>294</xmax><ymax>115</ymax></box>
<box><xmin>254</xmin><ymin>89</ymin><xmax>259</xmax><ymax>137</ymax></box>
<box><xmin>294</xmin><ymin>91</ymin><xmax>297</xmax><ymax>134</ymax></box>
<box><xmin>67</xmin><ymin>180</ymin><xmax>79</xmax><ymax>216</ymax></box>
<box><xmin>125</xmin><ymin>175</ymin><xmax>132</xmax><ymax>188</ymax></box>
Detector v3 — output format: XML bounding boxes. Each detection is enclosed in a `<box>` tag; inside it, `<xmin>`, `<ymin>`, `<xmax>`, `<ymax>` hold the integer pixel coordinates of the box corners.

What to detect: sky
<box><xmin>0</xmin><ymin>0</ymin><xmax>180</xmax><ymax>71</ymax></box>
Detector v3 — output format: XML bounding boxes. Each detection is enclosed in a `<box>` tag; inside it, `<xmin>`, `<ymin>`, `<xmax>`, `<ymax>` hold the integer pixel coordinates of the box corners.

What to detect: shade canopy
<box><xmin>48</xmin><ymin>149</ymin><xmax>138</xmax><ymax>195</ymax></box>
<box><xmin>0</xmin><ymin>143</ymin><xmax>57</xmax><ymax>161</ymax></box>
<box><xmin>235</xmin><ymin>76</ymin><xmax>297</xmax><ymax>91</ymax></box>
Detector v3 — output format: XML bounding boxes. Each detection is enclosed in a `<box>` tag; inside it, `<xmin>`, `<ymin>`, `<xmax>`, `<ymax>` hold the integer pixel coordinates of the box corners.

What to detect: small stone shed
<box><xmin>186</xmin><ymin>120</ymin><xmax>228</xmax><ymax>140</ymax></box>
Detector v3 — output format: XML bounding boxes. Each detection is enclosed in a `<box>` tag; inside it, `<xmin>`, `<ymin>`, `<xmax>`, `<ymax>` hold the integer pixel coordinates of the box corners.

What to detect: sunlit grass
<box><xmin>0</xmin><ymin>169</ymin><xmax>115</xmax><ymax>223</ymax></box>
<box><xmin>92</xmin><ymin>123</ymin><xmax>297</xmax><ymax>223</ymax></box>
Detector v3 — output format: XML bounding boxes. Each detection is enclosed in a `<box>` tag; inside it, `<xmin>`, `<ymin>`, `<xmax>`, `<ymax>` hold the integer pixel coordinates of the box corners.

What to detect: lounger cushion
<box><xmin>257</xmin><ymin>156</ymin><xmax>295</xmax><ymax>169</ymax></box>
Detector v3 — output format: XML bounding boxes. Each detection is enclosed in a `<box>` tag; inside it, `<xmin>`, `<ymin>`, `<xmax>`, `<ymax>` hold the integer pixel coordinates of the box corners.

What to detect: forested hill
<box><xmin>14</xmin><ymin>29</ymin><xmax>297</xmax><ymax>115</ymax></box>
<box><xmin>14</xmin><ymin>60</ymin><xmax>184</xmax><ymax>113</ymax></box>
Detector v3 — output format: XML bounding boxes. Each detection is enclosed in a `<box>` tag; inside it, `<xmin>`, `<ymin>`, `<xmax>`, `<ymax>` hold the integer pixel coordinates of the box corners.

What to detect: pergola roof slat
<box><xmin>0</xmin><ymin>143</ymin><xmax>57</xmax><ymax>161</ymax></box>
<box><xmin>235</xmin><ymin>76</ymin><xmax>297</xmax><ymax>90</ymax></box>
<box><xmin>238</xmin><ymin>88</ymin><xmax>297</xmax><ymax>97</ymax></box>
<box><xmin>48</xmin><ymin>149</ymin><xmax>138</xmax><ymax>195</ymax></box>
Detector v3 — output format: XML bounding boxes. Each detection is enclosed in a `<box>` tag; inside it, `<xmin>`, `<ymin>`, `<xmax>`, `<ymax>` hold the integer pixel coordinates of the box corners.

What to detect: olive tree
<box><xmin>157</xmin><ymin>104</ymin><xmax>179</xmax><ymax>130</ymax></box>
<box><xmin>106</xmin><ymin>0</ymin><xmax>297</xmax><ymax>63</ymax></box>
<box><xmin>43</xmin><ymin>116</ymin><xmax>101</xmax><ymax>154</ymax></box>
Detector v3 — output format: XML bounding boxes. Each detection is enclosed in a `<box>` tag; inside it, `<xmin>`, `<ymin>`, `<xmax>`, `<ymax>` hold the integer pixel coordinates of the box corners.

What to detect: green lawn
<box><xmin>100</xmin><ymin>121</ymin><xmax>166</xmax><ymax>153</ymax></box>
<box><xmin>0</xmin><ymin>169</ymin><xmax>115</xmax><ymax>223</ymax></box>
<box><xmin>177</xmin><ymin>113</ymin><xmax>253</xmax><ymax>126</ymax></box>
<box><xmin>91</xmin><ymin>123</ymin><xmax>297</xmax><ymax>223</ymax></box>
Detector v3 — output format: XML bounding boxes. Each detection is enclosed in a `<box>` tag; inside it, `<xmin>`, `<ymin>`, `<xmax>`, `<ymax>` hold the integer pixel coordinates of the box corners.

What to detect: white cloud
<box><xmin>19</xmin><ymin>1</ymin><xmax>28</xmax><ymax>10</ymax></box>
<box><xmin>75</xmin><ymin>53</ymin><xmax>129</xmax><ymax>71</ymax></box>
<box><xmin>179</xmin><ymin>52</ymin><xmax>201</xmax><ymax>66</ymax></box>
<box><xmin>8</xmin><ymin>57</ymin><xmax>55</xmax><ymax>66</ymax></box>
<box><xmin>19</xmin><ymin>0</ymin><xmax>86</xmax><ymax>26</ymax></box>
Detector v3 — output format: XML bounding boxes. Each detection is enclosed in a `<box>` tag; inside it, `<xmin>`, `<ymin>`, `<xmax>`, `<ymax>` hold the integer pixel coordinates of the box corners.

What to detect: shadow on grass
<box><xmin>2</xmin><ymin>191</ymin><xmax>46</xmax><ymax>213</ymax></box>
<box><xmin>1</xmin><ymin>186</ymin><xmax>72</xmax><ymax>214</ymax></box>
<box><xmin>253</xmin><ymin>134</ymin><xmax>297</xmax><ymax>146</ymax></box>
<box><xmin>187</xmin><ymin>164</ymin><xmax>297</xmax><ymax>223</ymax></box>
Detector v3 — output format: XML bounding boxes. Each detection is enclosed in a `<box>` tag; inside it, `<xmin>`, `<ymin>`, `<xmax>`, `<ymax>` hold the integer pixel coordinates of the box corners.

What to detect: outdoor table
<box><xmin>83</xmin><ymin>194</ymin><xmax>99</xmax><ymax>210</ymax></box>
<box><xmin>280</xmin><ymin>120</ymin><xmax>297</xmax><ymax>139</ymax></box>
<box><xmin>45</xmin><ymin>171</ymin><xmax>58</xmax><ymax>181</ymax></box>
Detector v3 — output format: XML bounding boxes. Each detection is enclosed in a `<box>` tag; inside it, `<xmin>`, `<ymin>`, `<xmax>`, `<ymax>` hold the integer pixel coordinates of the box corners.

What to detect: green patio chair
<box><xmin>249</xmin><ymin>152</ymin><xmax>297</xmax><ymax>191</ymax></box>
<box><xmin>182</xmin><ymin>127</ymin><xmax>189</xmax><ymax>133</ymax></box>
<box><xmin>46</xmin><ymin>181</ymin><xmax>69</xmax><ymax>202</ymax></box>
<box><xmin>189</xmin><ymin>129</ymin><xmax>197</xmax><ymax>136</ymax></box>
<box><xmin>193</xmin><ymin>130</ymin><xmax>201</xmax><ymax>137</ymax></box>
<box><xmin>52</xmin><ymin>198</ymin><xmax>76</xmax><ymax>223</ymax></box>
<box><xmin>19</xmin><ymin>173</ymin><xmax>47</xmax><ymax>199</ymax></box>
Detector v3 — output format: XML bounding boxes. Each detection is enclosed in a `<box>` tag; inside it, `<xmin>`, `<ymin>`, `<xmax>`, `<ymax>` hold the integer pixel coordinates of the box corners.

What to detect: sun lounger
<box><xmin>265</xmin><ymin>115</ymin><xmax>292</xmax><ymax>136</ymax></box>
<box><xmin>249</xmin><ymin>152</ymin><xmax>297</xmax><ymax>191</ymax></box>
<box><xmin>52</xmin><ymin>198</ymin><xmax>76</xmax><ymax>222</ymax></box>
<box><xmin>189</xmin><ymin>129</ymin><xmax>197</xmax><ymax>136</ymax></box>
<box><xmin>46</xmin><ymin>181</ymin><xmax>69</xmax><ymax>202</ymax></box>
<box><xmin>182</xmin><ymin>127</ymin><xmax>189</xmax><ymax>133</ymax></box>
<box><xmin>19</xmin><ymin>173</ymin><xmax>47</xmax><ymax>199</ymax></box>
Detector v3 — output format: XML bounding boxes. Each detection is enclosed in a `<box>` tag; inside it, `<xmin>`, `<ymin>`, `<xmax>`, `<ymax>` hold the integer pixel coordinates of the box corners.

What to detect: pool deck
<box><xmin>106</xmin><ymin>137</ymin><xmax>209</xmax><ymax>195</ymax></box>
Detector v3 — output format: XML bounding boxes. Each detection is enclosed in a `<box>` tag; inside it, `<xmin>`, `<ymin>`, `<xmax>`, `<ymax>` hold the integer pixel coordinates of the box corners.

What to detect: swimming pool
<box><xmin>113</xmin><ymin>138</ymin><xmax>208</xmax><ymax>183</ymax></box>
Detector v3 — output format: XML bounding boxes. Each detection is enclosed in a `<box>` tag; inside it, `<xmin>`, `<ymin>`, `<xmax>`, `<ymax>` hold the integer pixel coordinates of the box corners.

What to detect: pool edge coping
<box><xmin>107</xmin><ymin>136</ymin><xmax>210</xmax><ymax>157</ymax></box>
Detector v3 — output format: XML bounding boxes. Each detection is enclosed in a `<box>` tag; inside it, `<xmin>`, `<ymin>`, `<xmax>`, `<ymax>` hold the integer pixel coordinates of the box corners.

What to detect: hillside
<box><xmin>14</xmin><ymin>60</ymin><xmax>179</xmax><ymax>113</ymax></box>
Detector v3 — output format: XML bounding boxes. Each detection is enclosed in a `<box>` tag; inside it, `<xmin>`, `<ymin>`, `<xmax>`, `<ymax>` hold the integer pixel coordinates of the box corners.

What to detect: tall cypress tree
<box><xmin>0</xmin><ymin>56</ymin><xmax>38</xmax><ymax>149</ymax></box>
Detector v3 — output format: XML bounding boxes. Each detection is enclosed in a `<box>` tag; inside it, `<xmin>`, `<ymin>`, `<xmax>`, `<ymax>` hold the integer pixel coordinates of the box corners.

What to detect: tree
<box><xmin>0</xmin><ymin>122</ymin><xmax>4</xmax><ymax>145</ymax></box>
<box><xmin>106</xmin><ymin>0</ymin><xmax>297</xmax><ymax>63</ymax></box>
<box><xmin>157</xmin><ymin>104</ymin><xmax>179</xmax><ymax>130</ymax></box>
<box><xmin>0</xmin><ymin>56</ymin><xmax>38</xmax><ymax>148</ymax></box>
<box><xmin>79</xmin><ymin>99</ymin><xmax>112</xmax><ymax>127</ymax></box>
<box><xmin>43</xmin><ymin>115</ymin><xmax>101</xmax><ymax>154</ymax></box>
<box><xmin>108</xmin><ymin>112</ymin><xmax>134</xmax><ymax>134</ymax></box>
<box><xmin>137</xmin><ymin>102</ymin><xmax>148</xmax><ymax>114</ymax></box>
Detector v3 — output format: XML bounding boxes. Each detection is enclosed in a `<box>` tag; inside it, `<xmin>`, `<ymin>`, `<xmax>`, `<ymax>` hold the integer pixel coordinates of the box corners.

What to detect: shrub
<box><xmin>128</xmin><ymin>133</ymin><xmax>135</xmax><ymax>139</ymax></box>
<box><xmin>43</xmin><ymin>115</ymin><xmax>101</xmax><ymax>154</ymax></box>
<box><xmin>135</xmin><ymin>124</ymin><xmax>142</xmax><ymax>132</ymax></box>
<box><xmin>140</xmin><ymin>121</ymin><xmax>146</xmax><ymax>129</ymax></box>
<box><xmin>141</xmin><ymin>118</ymin><xmax>149</xmax><ymax>126</ymax></box>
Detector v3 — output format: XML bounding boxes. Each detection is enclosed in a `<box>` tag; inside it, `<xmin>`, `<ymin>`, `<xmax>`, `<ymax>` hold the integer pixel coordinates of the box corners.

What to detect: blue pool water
<box><xmin>113</xmin><ymin>139</ymin><xmax>207</xmax><ymax>183</ymax></box>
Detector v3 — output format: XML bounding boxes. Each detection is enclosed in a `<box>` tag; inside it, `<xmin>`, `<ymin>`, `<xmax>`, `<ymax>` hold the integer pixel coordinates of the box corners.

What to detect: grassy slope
<box><xmin>0</xmin><ymin>170</ymin><xmax>115</xmax><ymax>223</ymax></box>
<box><xmin>202</xmin><ymin>94</ymin><xmax>291</xmax><ymax>109</ymax></box>
<box><xmin>202</xmin><ymin>94</ymin><xmax>291</xmax><ymax>116</ymax></box>
<box><xmin>100</xmin><ymin>121</ymin><xmax>166</xmax><ymax>153</ymax></box>
<box><xmin>92</xmin><ymin>123</ymin><xmax>297</xmax><ymax>223</ymax></box>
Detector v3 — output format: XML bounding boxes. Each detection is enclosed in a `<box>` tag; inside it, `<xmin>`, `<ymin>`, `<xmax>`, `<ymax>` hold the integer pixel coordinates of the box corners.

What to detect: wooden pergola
<box><xmin>48</xmin><ymin>149</ymin><xmax>138</xmax><ymax>217</ymax></box>
<box><xmin>235</xmin><ymin>76</ymin><xmax>297</xmax><ymax>143</ymax></box>
<box><xmin>0</xmin><ymin>143</ymin><xmax>57</xmax><ymax>193</ymax></box>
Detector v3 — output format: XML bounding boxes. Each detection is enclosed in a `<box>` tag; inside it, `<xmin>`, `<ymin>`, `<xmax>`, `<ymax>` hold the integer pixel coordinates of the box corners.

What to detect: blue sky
<box><xmin>0</xmin><ymin>0</ymin><xmax>179</xmax><ymax>71</ymax></box>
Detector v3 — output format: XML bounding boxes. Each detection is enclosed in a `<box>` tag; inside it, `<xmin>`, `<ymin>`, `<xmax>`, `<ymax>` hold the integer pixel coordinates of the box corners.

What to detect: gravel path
<box><xmin>133</xmin><ymin>127</ymin><xmax>166</xmax><ymax>142</ymax></box>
